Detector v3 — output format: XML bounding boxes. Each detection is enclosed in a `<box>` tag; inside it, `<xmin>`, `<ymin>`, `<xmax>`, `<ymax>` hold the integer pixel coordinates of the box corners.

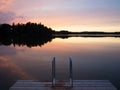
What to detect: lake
<box><xmin>0</xmin><ymin>37</ymin><xmax>120</xmax><ymax>89</ymax></box>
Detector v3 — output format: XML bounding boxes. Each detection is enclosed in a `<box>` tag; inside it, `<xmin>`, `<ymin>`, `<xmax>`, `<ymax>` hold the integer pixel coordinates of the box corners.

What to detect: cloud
<box><xmin>0</xmin><ymin>11</ymin><xmax>16</xmax><ymax>24</ymax></box>
<box><xmin>0</xmin><ymin>11</ymin><xmax>26</xmax><ymax>24</ymax></box>
<box><xmin>0</xmin><ymin>0</ymin><xmax>13</xmax><ymax>10</ymax></box>
<box><xmin>0</xmin><ymin>0</ymin><xmax>26</xmax><ymax>24</ymax></box>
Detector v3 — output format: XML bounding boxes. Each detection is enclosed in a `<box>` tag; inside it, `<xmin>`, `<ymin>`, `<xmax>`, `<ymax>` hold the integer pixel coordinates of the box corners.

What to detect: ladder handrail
<box><xmin>51</xmin><ymin>57</ymin><xmax>73</xmax><ymax>87</ymax></box>
<box><xmin>69</xmin><ymin>57</ymin><xmax>73</xmax><ymax>87</ymax></box>
<box><xmin>52</xmin><ymin>57</ymin><xmax>56</xmax><ymax>86</ymax></box>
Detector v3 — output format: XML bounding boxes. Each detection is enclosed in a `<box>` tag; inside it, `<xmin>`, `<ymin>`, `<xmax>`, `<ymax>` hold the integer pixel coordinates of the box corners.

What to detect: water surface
<box><xmin>0</xmin><ymin>37</ymin><xmax>120</xmax><ymax>89</ymax></box>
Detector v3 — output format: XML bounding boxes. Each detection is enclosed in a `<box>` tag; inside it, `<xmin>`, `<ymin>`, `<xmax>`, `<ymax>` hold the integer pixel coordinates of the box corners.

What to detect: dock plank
<box><xmin>9</xmin><ymin>80</ymin><xmax>117</xmax><ymax>90</ymax></box>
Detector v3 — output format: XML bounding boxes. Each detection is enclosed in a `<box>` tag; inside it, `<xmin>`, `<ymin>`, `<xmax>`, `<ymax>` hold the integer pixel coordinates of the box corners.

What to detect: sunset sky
<box><xmin>0</xmin><ymin>0</ymin><xmax>120</xmax><ymax>32</ymax></box>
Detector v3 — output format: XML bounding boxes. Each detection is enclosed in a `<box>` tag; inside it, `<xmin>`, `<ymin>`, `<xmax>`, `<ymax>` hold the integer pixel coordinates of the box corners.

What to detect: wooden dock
<box><xmin>9</xmin><ymin>58</ymin><xmax>119</xmax><ymax>90</ymax></box>
<box><xmin>9</xmin><ymin>80</ymin><xmax>117</xmax><ymax>90</ymax></box>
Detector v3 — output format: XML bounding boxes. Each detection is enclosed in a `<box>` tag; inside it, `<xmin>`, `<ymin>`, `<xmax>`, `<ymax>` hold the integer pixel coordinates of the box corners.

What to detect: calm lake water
<box><xmin>0</xmin><ymin>37</ymin><xmax>120</xmax><ymax>89</ymax></box>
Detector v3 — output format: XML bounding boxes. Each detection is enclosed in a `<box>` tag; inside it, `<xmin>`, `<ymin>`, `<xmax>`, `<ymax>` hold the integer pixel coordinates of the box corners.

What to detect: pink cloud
<box><xmin>0</xmin><ymin>0</ymin><xmax>14</xmax><ymax>11</ymax></box>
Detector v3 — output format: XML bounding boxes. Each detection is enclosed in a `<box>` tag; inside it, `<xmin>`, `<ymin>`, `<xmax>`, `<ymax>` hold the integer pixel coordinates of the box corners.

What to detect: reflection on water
<box><xmin>0</xmin><ymin>37</ymin><xmax>120</xmax><ymax>89</ymax></box>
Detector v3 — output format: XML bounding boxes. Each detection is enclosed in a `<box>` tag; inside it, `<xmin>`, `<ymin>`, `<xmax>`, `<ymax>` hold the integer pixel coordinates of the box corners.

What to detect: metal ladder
<box><xmin>52</xmin><ymin>57</ymin><xmax>73</xmax><ymax>87</ymax></box>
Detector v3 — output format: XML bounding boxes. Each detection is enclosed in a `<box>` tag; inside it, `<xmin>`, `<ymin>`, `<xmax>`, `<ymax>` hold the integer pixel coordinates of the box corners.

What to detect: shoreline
<box><xmin>53</xmin><ymin>33</ymin><xmax>120</xmax><ymax>37</ymax></box>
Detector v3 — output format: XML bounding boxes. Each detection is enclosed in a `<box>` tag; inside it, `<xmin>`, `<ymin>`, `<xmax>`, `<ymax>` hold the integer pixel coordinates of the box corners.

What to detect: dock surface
<box><xmin>9</xmin><ymin>80</ymin><xmax>117</xmax><ymax>90</ymax></box>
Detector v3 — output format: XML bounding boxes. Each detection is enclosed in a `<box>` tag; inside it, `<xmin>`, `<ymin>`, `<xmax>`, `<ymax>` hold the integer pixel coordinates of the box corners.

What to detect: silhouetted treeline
<box><xmin>78</xmin><ymin>31</ymin><xmax>120</xmax><ymax>34</ymax></box>
<box><xmin>55</xmin><ymin>30</ymin><xmax>120</xmax><ymax>35</ymax></box>
<box><xmin>53</xmin><ymin>30</ymin><xmax>120</xmax><ymax>38</ymax></box>
<box><xmin>0</xmin><ymin>22</ymin><xmax>55</xmax><ymax>37</ymax></box>
<box><xmin>0</xmin><ymin>22</ymin><xmax>54</xmax><ymax>47</ymax></box>
<box><xmin>0</xmin><ymin>22</ymin><xmax>120</xmax><ymax>47</ymax></box>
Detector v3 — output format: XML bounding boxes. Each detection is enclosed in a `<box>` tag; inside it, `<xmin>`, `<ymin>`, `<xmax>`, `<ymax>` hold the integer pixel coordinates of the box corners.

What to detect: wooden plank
<box><xmin>9</xmin><ymin>80</ymin><xmax>117</xmax><ymax>90</ymax></box>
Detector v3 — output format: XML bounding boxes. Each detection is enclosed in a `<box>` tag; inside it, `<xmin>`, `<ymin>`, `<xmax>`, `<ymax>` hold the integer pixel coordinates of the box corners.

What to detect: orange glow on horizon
<box><xmin>12</xmin><ymin>16</ymin><xmax>120</xmax><ymax>32</ymax></box>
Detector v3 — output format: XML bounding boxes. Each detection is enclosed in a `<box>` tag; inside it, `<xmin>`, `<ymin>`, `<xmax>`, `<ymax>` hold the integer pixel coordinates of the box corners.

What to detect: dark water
<box><xmin>0</xmin><ymin>37</ymin><xmax>120</xmax><ymax>89</ymax></box>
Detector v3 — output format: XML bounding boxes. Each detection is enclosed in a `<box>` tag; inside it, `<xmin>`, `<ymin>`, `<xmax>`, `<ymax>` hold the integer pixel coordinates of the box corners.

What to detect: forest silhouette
<box><xmin>0</xmin><ymin>22</ymin><xmax>55</xmax><ymax>47</ymax></box>
<box><xmin>0</xmin><ymin>22</ymin><xmax>120</xmax><ymax>47</ymax></box>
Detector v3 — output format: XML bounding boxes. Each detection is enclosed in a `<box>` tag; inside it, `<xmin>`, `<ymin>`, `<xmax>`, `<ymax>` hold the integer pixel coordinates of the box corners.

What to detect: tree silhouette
<box><xmin>0</xmin><ymin>22</ymin><xmax>54</xmax><ymax>47</ymax></box>
<box><xmin>0</xmin><ymin>22</ymin><xmax>120</xmax><ymax>47</ymax></box>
